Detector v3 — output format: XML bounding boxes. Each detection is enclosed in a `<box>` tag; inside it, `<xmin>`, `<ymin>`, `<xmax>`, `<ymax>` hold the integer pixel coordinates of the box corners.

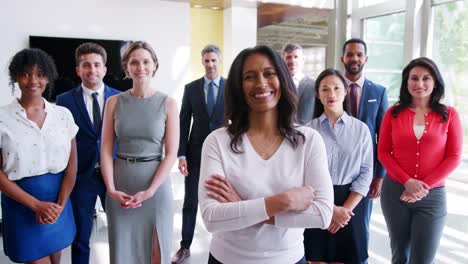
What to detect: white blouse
<box><xmin>0</xmin><ymin>99</ymin><xmax>78</xmax><ymax>181</ymax></box>
<box><xmin>199</xmin><ymin>127</ymin><xmax>334</xmax><ymax>264</ymax></box>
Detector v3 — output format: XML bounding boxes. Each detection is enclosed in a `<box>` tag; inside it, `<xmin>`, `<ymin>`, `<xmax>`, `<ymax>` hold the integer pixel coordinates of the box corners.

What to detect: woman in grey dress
<box><xmin>101</xmin><ymin>41</ymin><xmax>179</xmax><ymax>264</ymax></box>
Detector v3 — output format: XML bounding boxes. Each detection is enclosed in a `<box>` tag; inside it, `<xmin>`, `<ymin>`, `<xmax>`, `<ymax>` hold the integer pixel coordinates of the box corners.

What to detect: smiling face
<box><xmin>283</xmin><ymin>48</ymin><xmax>305</xmax><ymax>77</ymax></box>
<box><xmin>341</xmin><ymin>42</ymin><xmax>368</xmax><ymax>78</ymax></box>
<box><xmin>242</xmin><ymin>53</ymin><xmax>281</xmax><ymax>114</ymax></box>
<box><xmin>202</xmin><ymin>52</ymin><xmax>221</xmax><ymax>80</ymax></box>
<box><xmin>125</xmin><ymin>48</ymin><xmax>157</xmax><ymax>82</ymax></box>
<box><xmin>318</xmin><ymin>74</ymin><xmax>347</xmax><ymax>113</ymax></box>
<box><xmin>16</xmin><ymin>64</ymin><xmax>49</xmax><ymax>99</ymax></box>
<box><xmin>407</xmin><ymin>66</ymin><xmax>435</xmax><ymax>102</ymax></box>
<box><xmin>76</xmin><ymin>53</ymin><xmax>107</xmax><ymax>90</ymax></box>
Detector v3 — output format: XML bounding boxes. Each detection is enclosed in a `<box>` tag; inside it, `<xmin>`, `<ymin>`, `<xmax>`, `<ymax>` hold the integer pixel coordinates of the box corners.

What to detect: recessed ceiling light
<box><xmin>211</xmin><ymin>6</ymin><xmax>221</xmax><ymax>10</ymax></box>
<box><xmin>193</xmin><ymin>4</ymin><xmax>203</xmax><ymax>8</ymax></box>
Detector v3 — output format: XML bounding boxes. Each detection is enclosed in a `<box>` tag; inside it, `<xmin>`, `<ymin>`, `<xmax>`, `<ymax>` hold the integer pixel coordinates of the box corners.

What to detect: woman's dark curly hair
<box><xmin>8</xmin><ymin>48</ymin><xmax>58</xmax><ymax>96</ymax></box>
<box><xmin>391</xmin><ymin>57</ymin><xmax>448</xmax><ymax>122</ymax></box>
<box><xmin>224</xmin><ymin>45</ymin><xmax>304</xmax><ymax>153</ymax></box>
<box><xmin>313</xmin><ymin>68</ymin><xmax>350</xmax><ymax>118</ymax></box>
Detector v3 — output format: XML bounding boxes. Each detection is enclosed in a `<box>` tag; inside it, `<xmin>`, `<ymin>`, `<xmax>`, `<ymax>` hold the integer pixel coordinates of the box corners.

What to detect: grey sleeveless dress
<box><xmin>106</xmin><ymin>90</ymin><xmax>173</xmax><ymax>264</ymax></box>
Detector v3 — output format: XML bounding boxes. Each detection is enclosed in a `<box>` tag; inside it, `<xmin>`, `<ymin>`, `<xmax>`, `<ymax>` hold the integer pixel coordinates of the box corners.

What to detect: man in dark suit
<box><xmin>282</xmin><ymin>43</ymin><xmax>315</xmax><ymax>125</ymax></box>
<box><xmin>56</xmin><ymin>42</ymin><xmax>120</xmax><ymax>264</ymax></box>
<box><xmin>172</xmin><ymin>44</ymin><xmax>225</xmax><ymax>264</ymax></box>
<box><xmin>341</xmin><ymin>38</ymin><xmax>389</xmax><ymax>263</ymax></box>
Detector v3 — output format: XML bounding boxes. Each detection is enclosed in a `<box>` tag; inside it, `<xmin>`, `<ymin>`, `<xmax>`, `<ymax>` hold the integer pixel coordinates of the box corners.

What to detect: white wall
<box><xmin>0</xmin><ymin>0</ymin><xmax>191</xmax><ymax>106</ymax></box>
<box><xmin>223</xmin><ymin>5</ymin><xmax>257</xmax><ymax>75</ymax></box>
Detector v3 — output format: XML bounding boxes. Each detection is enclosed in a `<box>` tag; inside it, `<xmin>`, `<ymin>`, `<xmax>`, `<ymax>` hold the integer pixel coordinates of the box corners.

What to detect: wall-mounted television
<box><xmin>29</xmin><ymin>36</ymin><xmax>133</xmax><ymax>101</ymax></box>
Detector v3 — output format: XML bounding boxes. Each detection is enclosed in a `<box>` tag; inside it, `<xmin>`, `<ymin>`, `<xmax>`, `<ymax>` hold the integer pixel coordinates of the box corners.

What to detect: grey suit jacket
<box><xmin>296</xmin><ymin>76</ymin><xmax>315</xmax><ymax>125</ymax></box>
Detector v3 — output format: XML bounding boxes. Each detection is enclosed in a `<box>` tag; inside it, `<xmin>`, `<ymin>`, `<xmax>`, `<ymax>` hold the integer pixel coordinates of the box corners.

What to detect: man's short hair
<box><xmin>201</xmin><ymin>44</ymin><xmax>221</xmax><ymax>58</ymax></box>
<box><xmin>75</xmin><ymin>42</ymin><xmax>107</xmax><ymax>65</ymax></box>
<box><xmin>282</xmin><ymin>43</ymin><xmax>303</xmax><ymax>55</ymax></box>
<box><xmin>342</xmin><ymin>38</ymin><xmax>367</xmax><ymax>55</ymax></box>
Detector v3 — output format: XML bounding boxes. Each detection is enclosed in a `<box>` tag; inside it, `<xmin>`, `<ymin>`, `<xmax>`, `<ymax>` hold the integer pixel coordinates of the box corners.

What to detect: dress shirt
<box><xmin>199</xmin><ymin>126</ymin><xmax>333</xmax><ymax>264</ymax></box>
<box><xmin>81</xmin><ymin>83</ymin><xmax>105</xmax><ymax>123</ymax></box>
<box><xmin>309</xmin><ymin>112</ymin><xmax>373</xmax><ymax>197</ymax></box>
<box><xmin>378</xmin><ymin>106</ymin><xmax>463</xmax><ymax>187</ymax></box>
<box><xmin>0</xmin><ymin>98</ymin><xmax>78</xmax><ymax>181</ymax></box>
<box><xmin>344</xmin><ymin>75</ymin><xmax>365</xmax><ymax>115</ymax></box>
<box><xmin>292</xmin><ymin>72</ymin><xmax>305</xmax><ymax>88</ymax></box>
<box><xmin>203</xmin><ymin>76</ymin><xmax>221</xmax><ymax>104</ymax></box>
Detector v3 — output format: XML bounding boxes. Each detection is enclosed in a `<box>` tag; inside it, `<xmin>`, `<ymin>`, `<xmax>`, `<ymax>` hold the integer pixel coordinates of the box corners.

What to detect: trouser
<box><xmin>71</xmin><ymin>168</ymin><xmax>106</xmax><ymax>264</ymax></box>
<box><xmin>180</xmin><ymin>161</ymin><xmax>201</xmax><ymax>249</ymax></box>
<box><xmin>381</xmin><ymin>177</ymin><xmax>446</xmax><ymax>264</ymax></box>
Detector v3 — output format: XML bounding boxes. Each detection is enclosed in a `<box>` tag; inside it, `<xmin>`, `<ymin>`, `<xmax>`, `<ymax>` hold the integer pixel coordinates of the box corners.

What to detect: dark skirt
<box><xmin>304</xmin><ymin>184</ymin><xmax>368</xmax><ymax>263</ymax></box>
<box><xmin>1</xmin><ymin>172</ymin><xmax>76</xmax><ymax>263</ymax></box>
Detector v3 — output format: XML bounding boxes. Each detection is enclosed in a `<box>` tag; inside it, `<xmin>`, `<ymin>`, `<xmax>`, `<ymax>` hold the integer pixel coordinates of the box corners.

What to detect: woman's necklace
<box><xmin>247</xmin><ymin>132</ymin><xmax>282</xmax><ymax>159</ymax></box>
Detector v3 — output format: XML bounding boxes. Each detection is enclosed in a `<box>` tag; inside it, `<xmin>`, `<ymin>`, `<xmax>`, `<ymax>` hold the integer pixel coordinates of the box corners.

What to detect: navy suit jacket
<box><xmin>178</xmin><ymin>77</ymin><xmax>225</xmax><ymax>164</ymax></box>
<box><xmin>357</xmin><ymin>79</ymin><xmax>389</xmax><ymax>179</ymax></box>
<box><xmin>56</xmin><ymin>85</ymin><xmax>120</xmax><ymax>186</ymax></box>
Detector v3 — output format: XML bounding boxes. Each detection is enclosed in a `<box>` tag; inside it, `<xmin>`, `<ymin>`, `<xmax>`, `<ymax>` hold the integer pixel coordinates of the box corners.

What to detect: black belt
<box><xmin>117</xmin><ymin>155</ymin><xmax>161</xmax><ymax>163</ymax></box>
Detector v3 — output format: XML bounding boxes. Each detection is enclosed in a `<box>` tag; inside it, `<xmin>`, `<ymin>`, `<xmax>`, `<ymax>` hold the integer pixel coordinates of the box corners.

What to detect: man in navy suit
<box><xmin>341</xmin><ymin>38</ymin><xmax>389</xmax><ymax>263</ymax></box>
<box><xmin>172</xmin><ymin>44</ymin><xmax>225</xmax><ymax>264</ymax></box>
<box><xmin>282</xmin><ymin>43</ymin><xmax>315</xmax><ymax>125</ymax></box>
<box><xmin>56</xmin><ymin>42</ymin><xmax>120</xmax><ymax>264</ymax></box>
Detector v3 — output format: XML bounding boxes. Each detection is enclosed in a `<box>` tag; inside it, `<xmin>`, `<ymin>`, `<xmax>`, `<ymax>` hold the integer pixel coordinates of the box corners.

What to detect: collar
<box><xmin>12</xmin><ymin>97</ymin><xmax>51</xmax><ymax>115</ymax></box>
<box><xmin>293</xmin><ymin>72</ymin><xmax>305</xmax><ymax>83</ymax></box>
<box><xmin>318</xmin><ymin>111</ymin><xmax>350</xmax><ymax>126</ymax></box>
<box><xmin>204</xmin><ymin>76</ymin><xmax>221</xmax><ymax>87</ymax></box>
<box><xmin>81</xmin><ymin>83</ymin><xmax>105</xmax><ymax>96</ymax></box>
<box><xmin>345</xmin><ymin>75</ymin><xmax>365</xmax><ymax>88</ymax></box>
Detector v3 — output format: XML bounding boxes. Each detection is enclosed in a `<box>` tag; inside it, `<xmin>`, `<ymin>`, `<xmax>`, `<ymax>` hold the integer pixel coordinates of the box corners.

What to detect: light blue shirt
<box><xmin>203</xmin><ymin>75</ymin><xmax>221</xmax><ymax>104</ymax></box>
<box><xmin>308</xmin><ymin>112</ymin><xmax>373</xmax><ymax>196</ymax></box>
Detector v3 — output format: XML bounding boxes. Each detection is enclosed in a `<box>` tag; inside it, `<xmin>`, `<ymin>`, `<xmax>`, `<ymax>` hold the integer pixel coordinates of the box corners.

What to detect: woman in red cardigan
<box><xmin>378</xmin><ymin>57</ymin><xmax>462</xmax><ymax>264</ymax></box>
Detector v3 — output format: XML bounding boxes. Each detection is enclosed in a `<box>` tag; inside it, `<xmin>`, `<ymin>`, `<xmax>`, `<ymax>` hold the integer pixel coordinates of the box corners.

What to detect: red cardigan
<box><xmin>378</xmin><ymin>106</ymin><xmax>463</xmax><ymax>188</ymax></box>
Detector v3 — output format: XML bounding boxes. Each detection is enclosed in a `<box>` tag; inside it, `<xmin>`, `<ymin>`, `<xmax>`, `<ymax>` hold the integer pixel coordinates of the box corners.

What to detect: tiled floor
<box><xmin>2</xmin><ymin>161</ymin><xmax>468</xmax><ymax>264</ymax></box>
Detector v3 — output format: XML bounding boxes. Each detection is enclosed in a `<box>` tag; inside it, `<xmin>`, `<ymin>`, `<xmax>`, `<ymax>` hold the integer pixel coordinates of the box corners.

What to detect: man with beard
<box><xmin>282</xmin><ymin>43</ymin><xmax>315</xmax><ymax>124</ymax></box>
<box><xmin>340</xmin><ymin>38</ymin><xmax>389</xmax><ymax>263</ymax></box>
<box><xmin>172</xmin><ymin>44</ymin><xmax>226</xmax><ymax>264</ymax></box>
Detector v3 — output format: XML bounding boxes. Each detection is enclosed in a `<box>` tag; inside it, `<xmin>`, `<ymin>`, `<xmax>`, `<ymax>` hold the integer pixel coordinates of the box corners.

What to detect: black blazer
<box><xmin>178</xmin><ymin>77</ymin><xmax>225</xmax><ymax>163</ymax></box>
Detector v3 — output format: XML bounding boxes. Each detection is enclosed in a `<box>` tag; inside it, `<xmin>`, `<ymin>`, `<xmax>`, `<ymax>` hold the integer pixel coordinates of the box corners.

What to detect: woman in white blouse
<box><xmin>199</xmin><ymin>45</ymin><xmax>334</xmax><ymax>264</ymax></box>
<box><xmin>0</xmin><ymin>49</ymin><xmax>78</xmax><ymax>264</ymax></box>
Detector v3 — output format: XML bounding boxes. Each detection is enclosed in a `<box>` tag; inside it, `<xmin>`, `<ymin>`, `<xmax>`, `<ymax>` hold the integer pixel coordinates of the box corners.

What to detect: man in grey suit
<box><xmin>341</xmin><ymin>38</ymin><xmax>389</xmax><ymax>264</ymax></box>
<box><xmin>282</xmin><ymin>43</ymin><xmax>315</xmax><ymax>124</ymax></box>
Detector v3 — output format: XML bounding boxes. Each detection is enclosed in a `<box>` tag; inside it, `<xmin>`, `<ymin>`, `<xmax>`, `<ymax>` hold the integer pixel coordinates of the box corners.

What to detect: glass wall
<box><xmin>363</xmin><ymin>12</ymin><xmax>405</xmax><ymax>102</ymax></box>
<box><xmin>432</xmin><ymin>0</ymin><xmax>468</xmax><ymax>154</ymax></box>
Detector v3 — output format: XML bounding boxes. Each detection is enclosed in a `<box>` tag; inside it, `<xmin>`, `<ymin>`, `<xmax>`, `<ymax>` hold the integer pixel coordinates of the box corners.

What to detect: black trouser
<box><xmin>180</xmin><ymin>161</ymin><xmax>200</xmax><ymax>249</ymax></box>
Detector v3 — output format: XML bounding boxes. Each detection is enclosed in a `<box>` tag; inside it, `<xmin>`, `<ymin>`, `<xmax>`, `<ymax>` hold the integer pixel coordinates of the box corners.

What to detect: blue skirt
<box><xmin>1</xmin><ymin>172</ymin><xmax>76</xmax><ymax>263</ymax></box>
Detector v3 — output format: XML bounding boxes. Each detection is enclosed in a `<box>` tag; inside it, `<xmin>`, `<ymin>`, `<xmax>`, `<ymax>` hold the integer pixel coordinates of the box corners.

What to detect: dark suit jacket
<box><xmin>56</xmin><ymin>85</ymin><xmax>120</xmax><ymax>186</ymax></box>
<box><xmin>296</xmin><ymin>76</ymin><xmax>315</xmax><ymax>125</ymax></box>
<box><xmin>357</xmin><ymin>79</ymin><xmax>389</xmax><ymax>179</ymax></box>
<box><xmin>178</xmin><ymin>77</ymin><xmax>225</xmax><ymax>164</ymax></box>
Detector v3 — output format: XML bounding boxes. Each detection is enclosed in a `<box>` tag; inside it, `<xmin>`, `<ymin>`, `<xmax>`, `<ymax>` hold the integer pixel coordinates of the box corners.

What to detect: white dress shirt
<box><xmin>199</xmin><ymin>126</ymin><xmax>334</xmax><ymax>264</ymax></box>
<box><xmin>0</xmin><ymin>98</ymin><xmax>78</xmax><ymax>181</ymax></box>
<box><xmin>292</xmin><ymin>72</ymin><xmax>305</xmax><ymax>89</ymax></box>
<box><xmin>81</xmin><ymin>83</ymin><xmax>105</xmax><ymax>124</ymax></box>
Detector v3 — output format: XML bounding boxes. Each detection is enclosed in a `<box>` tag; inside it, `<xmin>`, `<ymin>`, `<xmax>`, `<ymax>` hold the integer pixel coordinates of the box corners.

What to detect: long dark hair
<box><xmin>313</xmin><ymin>68</ymin><xmax>350</xmax><ymax>118</ymax></box>
<box><xmin>224</xmin><ymin>45</ymin><xmax>304</xmax><ymax>153</ymax></box>
<box><xmin>391</xmin><ymin>57</ymin><xmax>448</xmax><ymax>122</ymax></box>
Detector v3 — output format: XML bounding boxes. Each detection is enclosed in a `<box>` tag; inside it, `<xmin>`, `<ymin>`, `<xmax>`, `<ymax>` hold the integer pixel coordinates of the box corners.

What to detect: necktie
<box><xmin>207</xmin><ymin>81</ymin><xmax>215</xmax><ymax>117</ymax></box>
<box><xmin>92</xmin><ymin>92</ymin><xmax>102</xmax><ymax>133</ymax></box>
<box><xmin>349</xmin><ymin>83</ymin><xmax>358</xmax><ymax>117</ymax></box>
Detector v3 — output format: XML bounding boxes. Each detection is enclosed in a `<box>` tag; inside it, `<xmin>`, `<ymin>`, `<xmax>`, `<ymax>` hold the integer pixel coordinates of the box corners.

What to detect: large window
<box><xmin>363</xmin><ymin>12</ymin><xmax>405</xmax><ymax>102</ymax></box>
<box><xmin>432</xmin><ymin>0</ymin><xmax>468</xmax><ymax>154</ymax></box>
